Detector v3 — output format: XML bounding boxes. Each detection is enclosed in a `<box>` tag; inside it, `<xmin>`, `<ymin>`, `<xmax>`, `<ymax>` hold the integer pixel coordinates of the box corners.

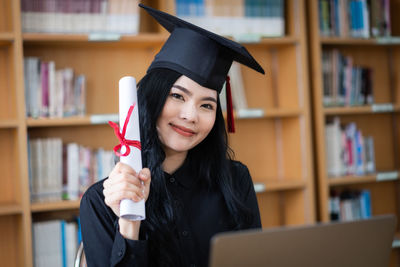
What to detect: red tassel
<box><xmin>225</xmin><ymin>76</ymin><xmax>235</xmax><ymax>133</ymax></box>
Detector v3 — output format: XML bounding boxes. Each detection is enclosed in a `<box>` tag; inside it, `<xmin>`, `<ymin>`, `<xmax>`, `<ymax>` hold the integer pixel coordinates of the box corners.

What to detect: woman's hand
<box><xmin>103</xmin><ymin>162</ymin><xmax>151</xmax><ymax>218</ymax></box>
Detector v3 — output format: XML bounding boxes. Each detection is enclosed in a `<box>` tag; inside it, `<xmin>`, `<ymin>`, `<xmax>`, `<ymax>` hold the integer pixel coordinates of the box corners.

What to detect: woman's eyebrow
<box><xmin>202</xmin><ymin>97</ymin><xmax>217</xmax><ymax>103</ymax></box>
<box><xmin>172</xmin><ymin>85</ymin><xmax>192</xmax><ymax>96</ymax></box>
<box><xmin>172</xmin><ymin>84</ymin><xmax>217</xmax><ymax>103</ymax></box>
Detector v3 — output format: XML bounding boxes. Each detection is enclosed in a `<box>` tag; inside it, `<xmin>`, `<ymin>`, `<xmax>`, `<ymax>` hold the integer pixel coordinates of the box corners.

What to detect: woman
<box><xmin>80</xmin><ymin>4</ymin><xmax>264</xmax><ymax>267</ymax></box>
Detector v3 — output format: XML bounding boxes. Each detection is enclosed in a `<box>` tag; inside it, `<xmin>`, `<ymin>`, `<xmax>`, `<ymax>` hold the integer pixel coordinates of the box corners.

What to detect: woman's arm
<box><xmin>80</xmin><ymin>163</ymin><xmax>151</xmax><ymax>266</ymax></box>
<box><xmin>232</xmin><ymin>161</ymin><xmax>262</xmax><ymax>229</ymax></box>
<box><xmin>80</xmin><ymin>181</ymin><xmax>148</xmax><ymax>266</ymax></box>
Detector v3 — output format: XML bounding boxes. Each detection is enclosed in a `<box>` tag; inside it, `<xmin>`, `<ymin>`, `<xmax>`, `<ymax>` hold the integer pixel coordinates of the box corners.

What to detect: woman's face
<box><xmin>156</xmin><ymin>75</ymin><xmax>217</xmax><ymax>156</ymax></box>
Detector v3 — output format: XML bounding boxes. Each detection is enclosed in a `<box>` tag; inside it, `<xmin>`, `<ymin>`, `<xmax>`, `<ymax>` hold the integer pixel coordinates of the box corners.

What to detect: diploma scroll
<box><xmin>117</xmin><ymin>76</ymin><xmax>145</xmax><ymax>221</ymax></box>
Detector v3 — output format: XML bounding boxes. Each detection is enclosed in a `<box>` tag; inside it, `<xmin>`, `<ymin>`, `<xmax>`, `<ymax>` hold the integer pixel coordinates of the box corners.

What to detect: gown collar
<box><xmin>163</xmin><ymin>158</ymin><xmax>197</xmax><ymax>189</ymax></box>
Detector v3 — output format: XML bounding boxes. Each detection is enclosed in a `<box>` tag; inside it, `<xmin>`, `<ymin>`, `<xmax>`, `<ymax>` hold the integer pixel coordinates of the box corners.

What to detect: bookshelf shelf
<box><xmin>0</xmin><ymin>119</ymin><xmax>19</xmax><ymax>128</ymax></box>
<box><xmin>231</xmin><ymin>108</ymin><xmax>303</xmax><ymax>120</ymax></box>
<box><xmin>262</xmin><ymin>108</ymin><xmax>303</xmax><ymax>118</ymax></box>
<box><xmin>261</xmin><ymin>179</ymin><xmax>307</xmax><ymax>192</ymax></box>
<box><xmin>31</xmin><ymin>200</ymin><xmax>80</xmax><ymax>213</ymax></box>
<box><xmin>393</xmin><ymin>233</ymin><xmax>400</xmax><ymax>249</ymax></box>
<box><xmin>324</xmin><ymin>105</ymin><xmax>400</xmax><ymax>115</ymax></box>
<box><xmin>244</xmin><ymin>36</ymin><xmax>299</xmax><ymax>46</ymax></box>
<box><xmin>27</xmin><ymin>116</ymin><xmax>93</xmax><ymax>127</ymax></box>
<box><xmin>327</xmin><ymin>173</ymin><xmax>399</xmax><ymax>186</ymax></box>
<box><xmin>22</xmin><ymin>33</ymin><xmax>169</xmax><ymax>46</ymax></box>
<box><xmin>0</xmin><ymin>32</ymin><xmax>14</xmax><ymax>45</ymax></box>
<box><xmin>0</xmin><ymin>204</ymin><xmax>22</xmax><ymax>215</ymax></box>
<box><xmin>21</xmin><ymin>33</ymin><xmax>300</xmax><ymax>47</ymax></box>
<box><xmin>253</xmin><ymin>180</ymin><xmax>307</xmax><ymax>193</ymax></box>
<box><xmin>320</xmin><ymin>37</ymin><xmax>400</xmax><ymax>46</ymax></box>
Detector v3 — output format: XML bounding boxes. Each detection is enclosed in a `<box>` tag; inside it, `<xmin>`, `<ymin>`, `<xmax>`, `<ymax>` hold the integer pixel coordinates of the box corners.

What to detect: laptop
<box><xmin>209</xmin><ymin>215</ymin><xmax>396</xmax><ymax>267</ymax></box>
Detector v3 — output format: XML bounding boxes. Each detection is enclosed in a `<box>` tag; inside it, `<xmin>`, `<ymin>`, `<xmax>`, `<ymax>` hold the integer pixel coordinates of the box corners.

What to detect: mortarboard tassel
<box><xmin>225</xmin><ymin>76</ymin><xmax>235</xmax><ymax>133</ymax></box>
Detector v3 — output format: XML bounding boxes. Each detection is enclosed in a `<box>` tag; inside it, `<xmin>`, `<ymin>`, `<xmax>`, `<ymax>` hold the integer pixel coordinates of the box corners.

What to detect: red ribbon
<box><xmin>108</xmin><ymin>104</ymin><xmax>141</xmax><ymax>157</ymax></box>
<box><xmin>226</xmin><ymin>76</ymin><xmax>235</xmax><ymax>133</ymax></box>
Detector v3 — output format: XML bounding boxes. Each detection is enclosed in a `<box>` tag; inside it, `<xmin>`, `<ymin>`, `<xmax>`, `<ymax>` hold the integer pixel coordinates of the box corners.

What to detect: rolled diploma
<box><xmin>118</xmin><ymin>76</ymin><xmax>145</xmax><ymax>221</ymax></box>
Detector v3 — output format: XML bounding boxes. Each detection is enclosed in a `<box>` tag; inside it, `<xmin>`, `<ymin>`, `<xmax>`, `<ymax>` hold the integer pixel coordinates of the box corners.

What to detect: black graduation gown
<box><xmin>80</xmin><ymin>160</ymin><xmax>261</xmax><ymax>267</ymax></box>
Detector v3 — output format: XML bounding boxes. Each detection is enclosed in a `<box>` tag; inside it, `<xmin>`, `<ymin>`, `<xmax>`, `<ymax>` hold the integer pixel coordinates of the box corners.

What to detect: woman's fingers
<box><xmin>104</xmin><ymin>165</ymin><xmax>152</xmax><ymax>216</ymax></box>
<box><xmin>105</xmin><ymin>171</ymin><xmax>142</xmax><ymax>188</ymax></box>
<box><xmin>103</xmin><ymin>180</ymin><xmax>144</xmax><ymax>199</ymax></box>
<box><xmin>109</xmin><ymin>162</ymin><xmax>137</xmax><ymax>178</ymax></box>
<box><xmin>138</xmin><ymin>168</ymin><xmax>151</xmax><ymax>200</ymax></box>
<box><xmin>104</xmin><ymin>188</ymin><xmax>144</xmax><ymax>206</ymax></box>
<box><xmin>138</xmin><ymin>168</ymin><xmax>151</xmax><ymax>183</ymax></box>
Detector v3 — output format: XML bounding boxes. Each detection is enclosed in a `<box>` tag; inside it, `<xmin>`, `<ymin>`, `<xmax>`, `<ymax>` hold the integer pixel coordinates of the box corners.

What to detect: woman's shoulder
<box><xmin>80</xmin><ymin>178</ymin><xmax>107</xmax><ymax>207</ymax></box>
<box><xmin>228</xmin><ymin>160</ymin><xmax>250</xmax><ymax>176</ymax></box>
<box><xmin>228</xmin><ymin>160</ymin><xmax>255</xmax><ymax>197</ymax></box>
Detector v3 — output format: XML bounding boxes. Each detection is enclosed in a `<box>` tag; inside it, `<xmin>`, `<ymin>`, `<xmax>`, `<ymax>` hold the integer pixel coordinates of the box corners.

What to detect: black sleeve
<box><xmin>80</xmin><ymin>180</ymin><xmax>149</xmax><ymax>267</ymax></box>
<box><xmin>231</xmin><ymin>161</ymin><xmax>262</xmax><ymax>229</ymax></box>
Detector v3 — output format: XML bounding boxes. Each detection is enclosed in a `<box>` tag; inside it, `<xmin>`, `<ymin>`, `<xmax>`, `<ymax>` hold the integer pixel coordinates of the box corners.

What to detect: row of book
<box><xmin>329</xmin><ymin>189</ymin><xmax>372</xmax><ymax>221</ymax></box>
<box><xmin>29</xmin><ymin>138</ymin><xmax>115</xmax><ymax>202</ymax></box>
<box><xmin>219</xmin><ymin>62</ymin><xmax>265</xmax><ymax>118</ymax></box>
<box><xmin>24</xmin><ymin>57</ymin><xmax>86</xmax><ymax>118</ymax></box>
<box><xmin>319</xmin><ymin>0</ymin><xmax>391</xmax><ymax>38</ymax></box>
<box><xmin>176</xmin><ymin>0</ymin><xmax>285</xmax><ymax>37</ymax></box>
<box><xmin>322</xmin><ymin>49</ymin><xmax>373</xmax><ymax>107</ymax></box>
<box><xmin>21</xmin><ymin>0</ymin><xmax>139</xmax><ymax>34</ymax></box>
<box><xmin>325</xmin><ymin>117</ymin><xmax>375</xmax><ymax>178</ymax></box>
<box><xmin>33</xmin><ymin>218</ymin><xmax>81</xmax><ymax>267</ymax></box>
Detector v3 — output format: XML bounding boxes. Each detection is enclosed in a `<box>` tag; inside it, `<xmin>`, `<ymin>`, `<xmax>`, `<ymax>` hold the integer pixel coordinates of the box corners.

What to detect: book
<box><xmin>325</xmin><ymin>117</ymin><xmax>375</xmax><ymax>177</ymax></box>
<box><xmin>24</xmin><ymin>57</ymin><xmax>87</xmax><ymax>118</ymax></box>
<box><xmin>318</xmin><ymin>0</ymin><xmax>390</xmax><ymax>37</ymax></box>
<box><xmin>330</xmin><ymin>189</ymin><xmax>372</xmax><ymax>221</ymax></box>
<box><xmin>176</xmin><ymin>0</ymin><xmax>285</xmax><ymax>37</ymax></box>
<box><xmin>28</xmin><ymin>137</ymin><xmax>114</xmax><ymax>202</ymax></box>
<box><xmin>33</xmin><ymin>219</ymin><xmax>80</xmax><ymax>267</ymax></box>
<box><xmin>21</xmin><ymin>0</ymin><xmax>140</xmax><ymax>34</ymax></box>
<box><xmin>322</xmin><ymin>50</ymin><xmax>373</xmax><ymax>107</ymax></box>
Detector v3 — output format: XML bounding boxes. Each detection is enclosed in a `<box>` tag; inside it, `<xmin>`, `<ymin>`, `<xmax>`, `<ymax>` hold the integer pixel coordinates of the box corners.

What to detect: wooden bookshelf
<box><xmin>308</xmin><ymin>1</ymin><xmax>400</xmax><ymax>266</ymax></box>
<box><xmin>2</xmin><ymin>0</ymin><xmax>316</xmax><ymax>266</ymax></box>
<box><xmin>225</xmin><ymin>0</ymin><xmax>315</xmax><ymax>228</ymax></box>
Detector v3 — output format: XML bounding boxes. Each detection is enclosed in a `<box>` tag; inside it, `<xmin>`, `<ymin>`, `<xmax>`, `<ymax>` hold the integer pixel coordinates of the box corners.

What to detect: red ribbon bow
<box><xmin>108</xmin><ymin>104</ymin><xmax>141</xmax><ymax>157</ymax></box>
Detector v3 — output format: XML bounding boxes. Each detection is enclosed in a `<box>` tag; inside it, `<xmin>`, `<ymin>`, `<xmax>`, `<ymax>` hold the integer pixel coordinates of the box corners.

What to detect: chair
<box><xmin>74</xmin><ymin>242</ymin><xmax>87</xmax><ymax>267</ymax></box>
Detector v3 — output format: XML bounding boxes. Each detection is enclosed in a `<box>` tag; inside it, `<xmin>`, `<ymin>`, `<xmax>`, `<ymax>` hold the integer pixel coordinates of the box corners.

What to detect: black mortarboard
<box><xmin>139</xmin><ymin>4</ymin><xmax>265</xmax><ymax>132</ymax></box>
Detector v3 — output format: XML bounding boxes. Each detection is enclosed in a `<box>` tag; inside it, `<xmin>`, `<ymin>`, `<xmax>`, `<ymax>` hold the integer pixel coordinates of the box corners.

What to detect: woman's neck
<box><xmin>162</xmin><ymin>149</ymin><xmax>188</xmax><ymax>174</ymax></box>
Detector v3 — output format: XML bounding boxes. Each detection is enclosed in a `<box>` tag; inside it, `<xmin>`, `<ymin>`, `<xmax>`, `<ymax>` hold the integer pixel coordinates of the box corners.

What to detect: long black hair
<box><xmin>137</xmin><ymin>68</ymin><xmax>253</xmax><ymax>267</ymax></box>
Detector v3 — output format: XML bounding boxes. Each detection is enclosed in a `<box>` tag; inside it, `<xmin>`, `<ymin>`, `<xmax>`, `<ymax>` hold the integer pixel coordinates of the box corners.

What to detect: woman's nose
<box><xmin>180</xmin><ymin>102</ymin><xmax>198</xmax><ymax>122</ymax></box>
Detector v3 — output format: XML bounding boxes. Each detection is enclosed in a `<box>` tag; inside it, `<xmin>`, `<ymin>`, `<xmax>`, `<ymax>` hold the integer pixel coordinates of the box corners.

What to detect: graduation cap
<box><xmin>139</xmin><ymin>4</ymin><xmax>265</xmax><ymax>132</ymax></box>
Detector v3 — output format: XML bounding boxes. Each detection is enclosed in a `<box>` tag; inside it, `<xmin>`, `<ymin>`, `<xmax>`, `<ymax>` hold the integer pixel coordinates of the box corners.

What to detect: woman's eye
<box><xmin>202</xmin><ymin>103</ymin><xmax>214</xmax><ymax>110</ymax></box>
<box><xmin>170</xmin><ymin>93</ymin><xmax>184</xmax><ymax>100</ymax></box>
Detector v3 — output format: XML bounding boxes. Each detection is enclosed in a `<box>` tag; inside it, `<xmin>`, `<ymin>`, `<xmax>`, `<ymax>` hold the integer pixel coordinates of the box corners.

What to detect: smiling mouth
<box><xmin>170</xmin><ymin>123</ymin><xmax>195</xmax><ymax>137</ymax></box>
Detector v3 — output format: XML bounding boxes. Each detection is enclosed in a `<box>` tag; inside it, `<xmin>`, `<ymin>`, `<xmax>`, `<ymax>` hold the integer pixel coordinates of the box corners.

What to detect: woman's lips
<box><xmin>170</xmin><ymin>123</ymin><xmax>195</xmax><ymax>137</ymax></box>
